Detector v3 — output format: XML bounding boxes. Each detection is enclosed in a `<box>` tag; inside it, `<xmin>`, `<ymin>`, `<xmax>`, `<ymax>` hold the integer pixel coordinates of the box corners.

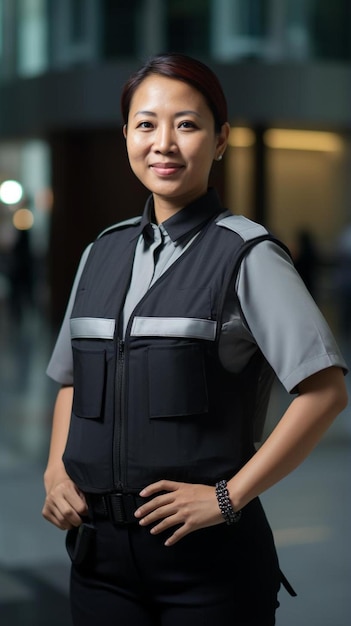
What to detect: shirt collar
<box><xmin>138</xmin><ymin>188</ymin><xmax>224</xmax><ymax>244</ymax></box>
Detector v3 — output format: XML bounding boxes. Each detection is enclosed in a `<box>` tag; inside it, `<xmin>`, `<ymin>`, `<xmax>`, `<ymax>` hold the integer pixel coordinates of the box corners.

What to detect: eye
<box><xmin>136</xmin><ymin>121</ymin><xmax>154</xmax><ymax>129</ymax></box>
<box><xmin>178</xmin><ymin>120</ymin><xmax>197</xmax><ymax>130</ymax></box>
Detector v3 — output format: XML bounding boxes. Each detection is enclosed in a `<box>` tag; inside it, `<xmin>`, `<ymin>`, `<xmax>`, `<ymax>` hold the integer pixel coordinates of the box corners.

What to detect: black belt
<box><xmin>86</xmin><ymin>492</ymin><xmax>145</xmax><ymax>525</ymax></box>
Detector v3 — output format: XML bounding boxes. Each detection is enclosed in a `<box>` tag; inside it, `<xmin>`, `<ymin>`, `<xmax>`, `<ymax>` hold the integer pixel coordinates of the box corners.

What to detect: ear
<box><xmin>215</xmin><ymin>122</ymin><xmax>230</xmax><ymax>159</ymax></box>
<box><xmin>123</xmin><ymin>124</ymin><xmax>127</xmax><ymax>139</ymax></box>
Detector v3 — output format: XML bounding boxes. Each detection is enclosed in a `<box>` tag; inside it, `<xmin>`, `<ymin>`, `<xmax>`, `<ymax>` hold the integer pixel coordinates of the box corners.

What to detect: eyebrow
<box><xmin>133</xmin><ymin>110</ymin><xmax>202</xmax><ymax>119</ymax></box>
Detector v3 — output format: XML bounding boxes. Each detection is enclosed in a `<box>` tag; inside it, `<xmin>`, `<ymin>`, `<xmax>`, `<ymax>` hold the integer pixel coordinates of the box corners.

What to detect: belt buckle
<box><xmin>105</xmin><ymin>493</ymin><xmax>138</xmax><ymax>525</ymax></box>
<box><xmin>105</xmin><ymin>493</ymin><xmax>128</xmax><ymax>525</ymax></box>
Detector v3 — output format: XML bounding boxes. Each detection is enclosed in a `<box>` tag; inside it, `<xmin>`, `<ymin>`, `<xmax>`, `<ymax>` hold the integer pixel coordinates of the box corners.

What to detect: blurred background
<box><xmin>0</xmin><ymin>1</ymin><xmax>350</xmax><ymax>625</ymax></box>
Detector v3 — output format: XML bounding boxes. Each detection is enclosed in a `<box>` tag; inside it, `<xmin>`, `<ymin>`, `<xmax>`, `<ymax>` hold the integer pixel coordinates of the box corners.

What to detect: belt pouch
<box><xmin>66</xmin><ymin>521</ymin><xmax>95</xmax><ymax>565</ymax></box>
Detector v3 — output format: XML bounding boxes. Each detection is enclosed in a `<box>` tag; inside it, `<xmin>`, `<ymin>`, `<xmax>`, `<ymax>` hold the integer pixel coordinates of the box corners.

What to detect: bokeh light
<box><xmin>0</xmin><ymin>179</ymin><xmax>24</xmax><ymax>204</ymax></box>
<box><xmin>12</xmin><ymin>208</ymin><xmax>34</xmax><ymax>230</ymax></box>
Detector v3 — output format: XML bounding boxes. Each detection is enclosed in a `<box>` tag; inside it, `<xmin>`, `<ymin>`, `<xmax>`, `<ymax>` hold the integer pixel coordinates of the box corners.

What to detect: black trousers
<box><xmin>69</xmin><ymin>498</ymin><xmax>281</xmax><ymax>626</ymax></box>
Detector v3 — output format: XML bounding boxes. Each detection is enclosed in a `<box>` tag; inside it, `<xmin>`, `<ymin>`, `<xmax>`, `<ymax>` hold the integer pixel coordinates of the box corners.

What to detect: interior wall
<box><xmin>225</xmin><ymin>135</ymin><xmax>349</xmax><ymax>253</ymax></box>
<box><xmin>48</xmin><ymin>128</ymin><xmax>149</xmax><ymax>329</ymax></box>
<box><xmin>225</xmin><ymin>146</ymin><xmax>255</xmax><ymax>219</ymax></box>
<box><xmin>267</xmin><ymin>145</ymin><xmax>349</xmax><ymax>253</ymax></box>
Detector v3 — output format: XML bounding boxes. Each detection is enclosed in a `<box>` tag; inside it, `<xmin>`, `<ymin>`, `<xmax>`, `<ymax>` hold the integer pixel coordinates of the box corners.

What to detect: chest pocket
<box><xmin>131</xmin><ymin>316</ymin><xmax>217</xmax><ymax>418</ymax></box>
<box><xmin>70</xmin><ymin>318</ymin><xmax>115</xmax><ymax>419</ymax></box>
<box><xmin>147</xmin><ymin>341</ymin><xmax>209</xmax><ymax>417</ymax></box>
<box><xmin>71</xmin><ymin>346</ymin><xmax>106</xmax><ymax>418</ymax></box>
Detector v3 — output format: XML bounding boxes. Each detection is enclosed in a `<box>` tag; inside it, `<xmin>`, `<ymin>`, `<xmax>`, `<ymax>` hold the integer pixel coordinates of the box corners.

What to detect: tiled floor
<box><xmin>0</xmin><ymin>302</ymin><xmax>350</xmax><ymax>626</ymax></box>
<box><xmin>0</xmin><ymin>305</ymin><xmax>72</xmax><ymax>625</ymax></box>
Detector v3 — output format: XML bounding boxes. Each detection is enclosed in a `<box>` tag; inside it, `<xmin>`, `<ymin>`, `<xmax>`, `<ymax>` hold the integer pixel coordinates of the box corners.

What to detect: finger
<box><xmin>150</xmin><ymin>519</ymin><xmax>189</xmax><ymax>546</ymax></box>
<box><xmin>44</xmin><ymin>490</ymin><xmax>87</xmax><ymax>528</ymax></box>
<box><xmin>138</xmin><ymin>502</ymin><xmax>178</xmax><ymax>527</ymax></box>
<box><xmin>67</xmin><ymin>486</ymin><xmax>88</xmax><ymax>516</ymax></box>
<box><xmin>164</xmin><ymin>526</ymin><xmax>187</xmax><ymax>546</ymax></box>
<box><xmin>42</xmin><ymin>497</ymin><xmax>80</xmax><ymax>528</ymax></box>
<box><xmin>42</xmin><ymin>501</ymin><xmax>75</xmax><ymax>530</ymax></box>
<box><xmin>58</xmin><ymin>481</ymin><xmax>88</xmax><ymax>515</ymax></box>
<box><xmin>148</xmin><ymin>513</ymin><xmax>181</xmax><ymax>534</ymax></box>
<box><xmin>135</xmin><ymin>493</ymin><xmax>175</xmax><ymax>520</ymax></box>
<box><xmin>139</xmin><ymin>480</ymin><xmax>180</xmax><ymax>497</ymax></box>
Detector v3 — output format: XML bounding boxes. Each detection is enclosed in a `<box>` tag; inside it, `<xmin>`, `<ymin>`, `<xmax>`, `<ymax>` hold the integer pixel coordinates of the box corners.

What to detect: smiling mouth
<box><xmin>150</xmin><ymin>163</ymin><xmax>184</xmax><ymax>176</ymax></box>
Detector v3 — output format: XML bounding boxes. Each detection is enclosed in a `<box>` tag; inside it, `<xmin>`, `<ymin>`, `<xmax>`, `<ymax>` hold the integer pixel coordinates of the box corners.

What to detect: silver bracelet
<box><xmin>215</xmin><ymin>479</ymin><xmax>242</xmax><ymax>525</ymax></box>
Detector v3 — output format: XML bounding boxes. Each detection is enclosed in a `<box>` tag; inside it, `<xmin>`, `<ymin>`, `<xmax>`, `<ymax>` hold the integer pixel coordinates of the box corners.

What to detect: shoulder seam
<box><xmin>216</xmin><ymin>215</ymin><xmax>269</xmax><ymax>241</ymax></box>
<box><xmin>98</xmin><ymin>216</ymin><xmax>142</xmax><ymax>238</ymax></box>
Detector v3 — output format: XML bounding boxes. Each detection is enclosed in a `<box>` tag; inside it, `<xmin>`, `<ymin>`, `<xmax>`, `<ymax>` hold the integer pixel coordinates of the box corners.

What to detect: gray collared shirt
<box><xmin>122</xmin><ymin>221</ymin><xmax>199</xmax><ymax>336</ymax></box>
<box><xmin>47</xmin><ymin>217</ymin><xmax>346</xmax><ymax>399</ymax></box>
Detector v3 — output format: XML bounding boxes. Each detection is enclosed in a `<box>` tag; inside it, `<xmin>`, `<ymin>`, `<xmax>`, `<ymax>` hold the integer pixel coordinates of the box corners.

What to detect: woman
<box><xmin>42</xmin><ymin>53</ymin><xmax>348</xmax><ymax>626</ymax></box>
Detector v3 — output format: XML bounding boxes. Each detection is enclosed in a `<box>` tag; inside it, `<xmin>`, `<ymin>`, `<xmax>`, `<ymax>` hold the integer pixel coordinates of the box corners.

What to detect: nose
<box><xmin>153</xmin><ymin>124</ymin><xmax>177</xmax><ymax>154</ymax></box>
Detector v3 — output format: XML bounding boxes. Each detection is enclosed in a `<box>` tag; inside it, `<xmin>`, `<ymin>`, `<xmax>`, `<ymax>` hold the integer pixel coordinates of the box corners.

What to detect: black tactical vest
<box><xmin>63</xmin><ymin>209</ymin><xmax>283</xmax><ymax>494</ymax></box>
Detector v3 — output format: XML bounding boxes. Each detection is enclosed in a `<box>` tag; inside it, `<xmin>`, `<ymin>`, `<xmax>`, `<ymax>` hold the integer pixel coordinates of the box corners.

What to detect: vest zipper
<box><xmin>114</xmin><ymin>338</ymin><xmax>125</xmax><ymax>489</ymax></box>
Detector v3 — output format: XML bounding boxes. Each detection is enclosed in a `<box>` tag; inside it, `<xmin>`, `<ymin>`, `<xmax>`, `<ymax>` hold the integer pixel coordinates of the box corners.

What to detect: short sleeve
<box><xmin>237</xmin><ymin>240</ymin><xmax>348</xmax><ymax>393</ymax></box>
<box><xmin>46</xmin><ymin>244</ymin><xmax>93</xmax><ymax>385</ymax></box>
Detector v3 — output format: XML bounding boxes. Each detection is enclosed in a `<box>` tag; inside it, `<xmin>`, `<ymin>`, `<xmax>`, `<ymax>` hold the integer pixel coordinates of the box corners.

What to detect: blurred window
<box><xmin>49</xmin><ymin>0</ymin><xmax>100</xmax><ymax>69</ymax></box>
<box><xmin>166</xmin><ymin>0</ymin><xmax>210</xmax><ymax>55</ymax></box>
<box><xmin>71</xmin><ymin>0</ymin><xmax>86</xmax><ymax>43</ymax></box>
<box><xmin>212</xmin><ymin>0</ymin><xmax>351</xmax><ymax>62</ymax></box>
<box><xmin>101</xmin><ymin>0</ymin><xmax>141</xmax><ymax>58</ymax></box>
<box><xmin>231</xmin><ymin>0</ymin><xmax>269</xmax><ymax>37</ymax></box>
<box><xmin>17</xmin><ymin>0</ymin><xmax>48</xmax><ymax>77</ymax></box>
<box><xmin>0</xmin><ymin>0</ymin><xmax>350</xmax><ymax>77</ymax></box>
<box><xmin>309</xmin><ymin>0</ymin><xmax>351</xmax><ymax>61</ymax></box>
<box><xmin>212</xmin><ymin>0</ymin><xmax>277</xmax><ymax>61</ymax></box>
<box><xmin>0</xmin><ymin>0</ymin><xmax>3</xmax><ymax>58</ymax></box>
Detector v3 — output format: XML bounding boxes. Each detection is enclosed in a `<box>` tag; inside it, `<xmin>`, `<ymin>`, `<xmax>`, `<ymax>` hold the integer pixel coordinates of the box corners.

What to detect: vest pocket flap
<box><xmin>72</xmin><ymin>347</ymin><xmax>106</xmax><ymax>418</ymax></box>
<box><xmin>147</xmin><ymin>343</ymin><xmax>208</xmax><ymax>418</ymax></box>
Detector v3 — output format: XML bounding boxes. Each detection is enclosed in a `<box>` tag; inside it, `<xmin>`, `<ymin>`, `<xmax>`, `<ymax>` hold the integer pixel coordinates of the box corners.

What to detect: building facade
<box><xmin>0</xmin><ymin>0</ymin><xmax>350</xmax><ymax>326</ymax></box>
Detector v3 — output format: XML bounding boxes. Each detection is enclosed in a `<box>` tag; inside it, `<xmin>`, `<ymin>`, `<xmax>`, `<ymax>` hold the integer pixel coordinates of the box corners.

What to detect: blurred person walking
<box><xmin>42</xmin><ymin>53</ymin><xmax>348</xmax><ymax>626</ymax></box>
<box><xmin>8</xmin><ymin>228</ymin><xmax>34</xmax><ymax>323</ymax></box>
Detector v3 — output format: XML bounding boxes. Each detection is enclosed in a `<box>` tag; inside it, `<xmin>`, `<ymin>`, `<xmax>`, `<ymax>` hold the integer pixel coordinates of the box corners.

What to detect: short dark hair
<box><xmin>121</xmin><ymin>53</ymin><xmax>228</xmax><ymax>133</ymax></box>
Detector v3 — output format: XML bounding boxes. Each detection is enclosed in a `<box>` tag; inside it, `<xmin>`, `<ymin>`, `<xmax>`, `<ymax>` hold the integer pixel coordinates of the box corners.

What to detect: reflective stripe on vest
<box><xmin>70</xmin><ymin>316</ymin><xmax>217</xmax><ymax>341</ymax></box>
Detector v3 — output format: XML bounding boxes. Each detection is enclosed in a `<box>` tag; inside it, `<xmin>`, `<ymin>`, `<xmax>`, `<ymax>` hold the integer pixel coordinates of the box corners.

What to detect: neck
<box><xmin>153</xmin><ymin>203</ymin><xmax>183</xmax><ymax>225</ymax></box>
<box><xmin>153</xmin><ymin>189</ymin><xmax>207</xmax><ymax>224</ymax></box>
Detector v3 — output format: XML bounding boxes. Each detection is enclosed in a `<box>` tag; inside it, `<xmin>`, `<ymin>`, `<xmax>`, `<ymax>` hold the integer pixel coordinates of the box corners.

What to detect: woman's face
<box><xmin>124</xmin><ymin>74</ymin><xmax>229</xmax><ymax>218</ymax></box>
